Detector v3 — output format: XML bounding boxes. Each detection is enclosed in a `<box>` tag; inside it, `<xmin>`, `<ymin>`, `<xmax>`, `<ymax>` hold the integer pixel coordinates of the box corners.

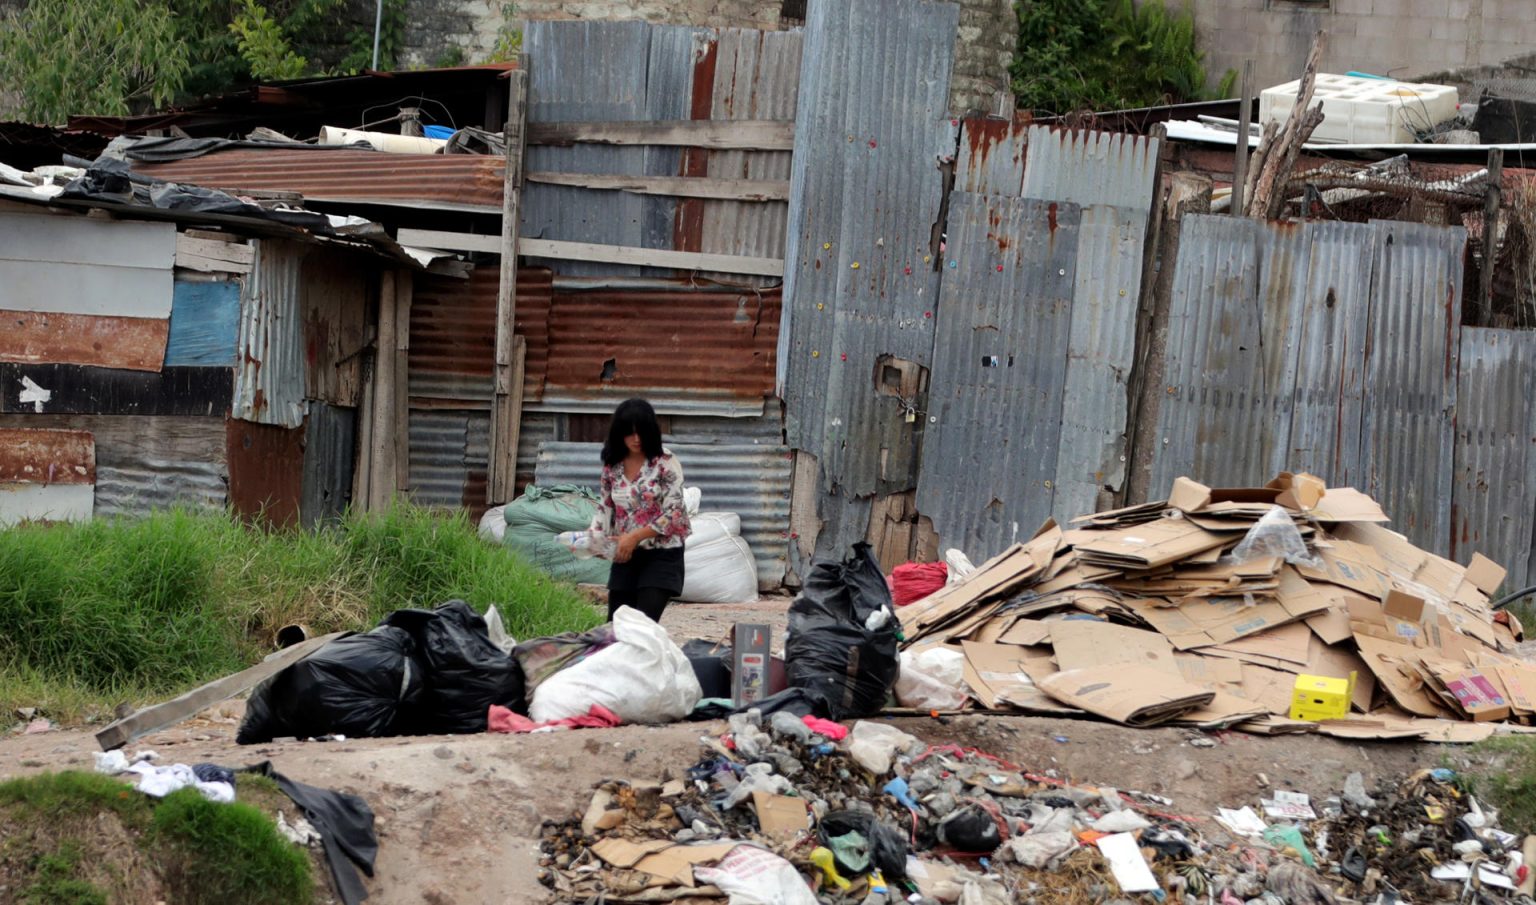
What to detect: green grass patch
<box><xmin>0</xmin><ymin>771</ymin><xmax>316</xmax><ymax>905</ymax></box>
<box><xmin>0</xmin><ymin>503</ymin><xmax>600</xmax><ymax>723</ymax></box>
<box><xmin>1464</xmin><ymin>736</ymin><xmax>1536</xmax><ymax>835</ymax></box>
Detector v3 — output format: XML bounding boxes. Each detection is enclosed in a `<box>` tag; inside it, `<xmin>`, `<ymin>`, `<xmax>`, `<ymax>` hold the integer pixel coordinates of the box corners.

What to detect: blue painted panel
<box><xmin>166</xmin><ymin>279</ymin><xmax>240</xmax><ymax>367</ymax></box>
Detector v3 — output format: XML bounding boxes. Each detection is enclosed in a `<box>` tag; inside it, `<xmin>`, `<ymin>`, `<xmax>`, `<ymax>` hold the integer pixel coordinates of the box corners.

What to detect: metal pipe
<box><xmin>1491</xmin><ymin>585</ymin><xmax>1536</xmax><ymax>611</ymax></box>
<box><xmin>371</xmin><ymin>0</ymin><xmax>384</xmax><ymax>70</ymax></box>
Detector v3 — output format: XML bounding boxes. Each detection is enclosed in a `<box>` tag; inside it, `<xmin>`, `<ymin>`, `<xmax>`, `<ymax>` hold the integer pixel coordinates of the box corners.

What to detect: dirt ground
<box><xmin>0</xmin><ymin>599</ymin><xmax>1500</xmax><ymax>905</ymax></box>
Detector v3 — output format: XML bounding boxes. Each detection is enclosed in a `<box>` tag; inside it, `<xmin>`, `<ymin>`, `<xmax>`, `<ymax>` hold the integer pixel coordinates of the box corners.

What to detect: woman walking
<box><xmin>591</xmin><ymin>398</ymin><xmax>691</xmax><ymax>622</ymax></box>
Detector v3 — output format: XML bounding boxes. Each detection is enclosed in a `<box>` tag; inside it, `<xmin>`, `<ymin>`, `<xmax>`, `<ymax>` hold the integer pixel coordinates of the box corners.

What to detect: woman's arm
<box><xmin>648</xmin><ymin>455</ymin><xmax>690</xmax><ymax>542</ymax></box>
<box><xmin>589</xmin><ymin>465</ymin><xmax>615</xmax><ymax>537</ymax></box>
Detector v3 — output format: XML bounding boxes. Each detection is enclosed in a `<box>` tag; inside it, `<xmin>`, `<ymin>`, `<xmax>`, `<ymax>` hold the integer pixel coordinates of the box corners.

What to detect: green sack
<box><xmin>501</xmin><ymin>484</ymin><xmax>611</xmax><ymax>585</ymax></box>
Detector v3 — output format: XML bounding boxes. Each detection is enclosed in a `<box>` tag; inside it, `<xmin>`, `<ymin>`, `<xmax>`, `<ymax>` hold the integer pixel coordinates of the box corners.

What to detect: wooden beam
<box><xmin>525</xmin><ymin>171</ymin><xmax>789</xmax><ymax>201</ymax></box>
<box><xmin>392</xmin><ymin>273</ymin><xmax>412</xmax><ymax>493</ymax></box>
<box><xmin>95</xmin><ymin>632</ymin><xmax>346</xmax><ymax>750</ymax></box>
<box><xmin>1479</xmin><ymin>147</ymin><xmax>1503</xmax><ymax>325</ymax></box>
<box><xmin>528</xmin><ymin>119</ymin><xmax>794</xmax><ymax>151</ymax></box>
<box><xmin>519</xmin><ymin>237</ymin><xmax>784</xmax><ymax>277</ymax></box>
<box><xmin>368</xmin><ymin>270</ymin><xmax>398</xmax><ymax>511</ymax></box>
<box><xmin>398</xmin><ymin>228</ymin><xmax>501</xmax><ymax>254</ymax></box>
<box><xmin>489</xmin><ymin>63</ymin><xmax>529</xmax><ymax>506</ymax></box>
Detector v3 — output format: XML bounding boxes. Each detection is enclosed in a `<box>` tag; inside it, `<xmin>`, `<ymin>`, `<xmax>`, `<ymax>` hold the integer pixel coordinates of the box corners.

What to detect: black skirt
<box><xmin>607</xmin><ymin>546</ymin><xmax>686</xmax><ymax>597</ymax></box>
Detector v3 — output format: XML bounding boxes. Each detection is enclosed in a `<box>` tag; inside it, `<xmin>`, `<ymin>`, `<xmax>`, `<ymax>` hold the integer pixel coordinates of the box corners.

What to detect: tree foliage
<box><xmin>230</xmin><ymin>0</ymin><xmax>310</xmax><ymax>81</ymax></box>
<box><xmin>1012</xmin><ymin>0</ymin><xmax>1233</xmax><ymax>115</ymax></box>
<box><xmin>0</xmin><ymin>0</ymin><xmax>191</xmax><ymax>124</ymax></box>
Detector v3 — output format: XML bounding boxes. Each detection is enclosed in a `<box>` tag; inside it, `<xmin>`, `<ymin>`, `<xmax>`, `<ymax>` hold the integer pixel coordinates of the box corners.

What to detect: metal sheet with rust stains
<box><xmin>134</xmin><ymin>150</ymin><xmax>505</xmax><ymax>214</ymax></box>
<box><xmin>0</xmin><ymin>427</ymin><xmax>95</xmax><ymax>484</ymax></box>
<box><xmin>916</xmin><ymin>193</ymin><xmax>1081</xmax><ymax>558</ymax></box>
<box><xmin>235</xmin><ymin>240</ymin><xmax>306</xmax><ymax>428</ymax></box>
<box><xmin>227</xmin><ymin>417</ymin><xmax>304</xmax><ymax>528</ymax></box>
<box><xmin>300</xmin><ymin>250</ymin><xmax>371</xmax><ymax>408</ymax></box>
<box><xmin>0</xmin><ymin>310</ymin><xmax>169</xmax><ymax>372</ymax></box>
<box><xmin>409</xmin><ymin>267</ymin><xmax>552</xmax><ymax>403</ymax></box>
<box><xmin>540</xmin><ymin>286</ymin><xmax>779</xmax><ymax>414</ymax></box>
<box><xmin>1453</xmin><ymin>327</ymin><xmax>1536</xmax><ymax>589</ymax></box>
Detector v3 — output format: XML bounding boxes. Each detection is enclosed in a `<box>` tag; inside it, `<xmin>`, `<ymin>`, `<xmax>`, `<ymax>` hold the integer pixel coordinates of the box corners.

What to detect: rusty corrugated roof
<box><xmin>135</xmin><ymin>149</ymin><xmax>505</xmax><ymax>213</ymax></box>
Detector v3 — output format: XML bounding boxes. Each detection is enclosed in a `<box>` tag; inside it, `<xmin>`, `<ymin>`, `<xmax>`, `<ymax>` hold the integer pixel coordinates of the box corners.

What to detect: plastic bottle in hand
<box><xmin>556</xmin><ymin>530</ymin><xmax>611</xmax><ymax>560</ymax></box>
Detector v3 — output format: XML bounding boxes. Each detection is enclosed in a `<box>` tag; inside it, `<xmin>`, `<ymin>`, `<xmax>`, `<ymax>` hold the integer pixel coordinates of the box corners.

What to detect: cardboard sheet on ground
<box><xmin>1038</xmin><ymin>664</ymin><xmax>1214</xmax><ymax>727</ymax></box>
<box><xmin>1236</xmin><ymin>664</ymin><xmax>1304</xmax><ymax>716</ymax></box>
<box><xmin>1236</xmin><ymin>714</ymin><xmax>1319</xmax><ymax>735</ymax></box>
<box><xmin>1203</xmin><ymin>622</ymin><xmax>1312</xmax><ymax>669</ymax></box>
<box><xmin>591</xmin><ymin>839</ymin><xmax>739</xmax><ymax>887</ymax></box>
<box><xmin>752</xmin><ymin>792</ymin><xmax>808</xmax><ymax>840</ymax></box>
<box><xmin>1353</xmin><ymin>633</ymin><xmax>1456</xmax><ymax>718</ymax></box>
<box><xmin>1175</xmin><ymin>690</ymin><xmax>1269</xmax><ymax>728</ymax></box>
<box><xmin>961</xmin><ymin>641</ymin><xmax>1080</xmax><ymax>714</ymax></box>
<box><xmin>1074</xmin><ymin>519</ymin><xmax>1227</xmax><ymax>570</ymax></box>
<box><xmin>1048</xmin><ymin>620</ymin><xmax>1180</xmax><ymax>675</ymax></box>
<box><xmin>1175</xmin><ymin>654</ymin><xmax>1244</xmax><ymax>686</ymax></box>
<box><xmin>1300</xmin><ymin>541</ymin><xmax>1392</xmax><ymax>598</ymax></box>
<box><xmin>1126</xmin><ymin>584</ymin><xmax>1331</xmax><ymax>650</ymax></box>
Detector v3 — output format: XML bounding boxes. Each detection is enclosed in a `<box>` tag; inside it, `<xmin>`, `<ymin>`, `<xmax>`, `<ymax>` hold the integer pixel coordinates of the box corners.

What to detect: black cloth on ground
<box><xmin>237</xmin><ymin>761</ymin><xmax>378</xmax><ymax>905</ymax></box>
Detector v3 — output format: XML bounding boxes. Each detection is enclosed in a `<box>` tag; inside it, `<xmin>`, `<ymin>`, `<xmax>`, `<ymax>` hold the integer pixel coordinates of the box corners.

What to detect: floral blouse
<box><xmin>590</xmin><ymin>450</ymin><xmax>691</xmax><ymax>551</ymax></box>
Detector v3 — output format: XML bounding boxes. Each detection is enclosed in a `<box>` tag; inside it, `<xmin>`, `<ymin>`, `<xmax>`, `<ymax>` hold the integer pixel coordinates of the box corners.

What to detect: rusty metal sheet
<box><xmin>955</xmin><ymin>118</ymin><xmax>1029</xmax><ymax>196</ymax></box>
<box><xmin>0</xmin><ymin>310</ymin><xmax>168</xmax><ymax>372</ymax></box>
<box><xmin>1021</xmin><ymin>126</ymin><xmax>1161</xmax><ymax>211</ymax></box>
<box><xmin>781</xmin><ymin>0</ymin><xmax>959</xmax><ymax>555</ymax></box>
<box><xmin>540</xmin><ymin>286</ymin><xmax>779</xmax><ymax>412</ymax></box>
<box><xmin>409</xmin><ymin>266</ymin><xmax>552</xmax><ymax>403</ymax></box>
<box><xmin>0</xmin><ymin>427</ymin><xmax>94</xmax><ymax>484</ymax></box>
<box><xmin>301</xmin><ymin>402</ymin><xmax>356</xmax><ymax>527</ymax></box>
<box><xmin>300</xmin><ymin>251</ymin><xmax>370</xmax><ymax>408</ymax></box>
<box><xmin>1453</xmin><ymin>327</ymin><xmax>1536</xmax><ymax>589</ymax></box>
<box><xmin>0</xmin><ymin>414</ymin><xmax>226</xmax><ymax>517</ymax></box>
<box><xmin>234</xmin><ymin>240</ymin><xmax>306</xmax><ymax>428</ymax></box>
<box><xmin>916</xmin><ymin>193</ymin><xmax>1081</xmax><ymax>557</ymax></box>
<box><xmin>134</xmin><ymin>150</ymin><xmax>505</xmax><ymax>214</ymax></box>
<box><xmin>1359</xmin><ymin>220</ymin><xmax>1466</xmax><ymax>552</ymax></box>
<box><xmin>406</xmin><ymin>408</ymin><xmax>491</xmax><ymax>517</ymax></box>
<box><xmin>226</xmin><ymin>417</ymin><xmax>304</xmax><ymax>528</ymax></box>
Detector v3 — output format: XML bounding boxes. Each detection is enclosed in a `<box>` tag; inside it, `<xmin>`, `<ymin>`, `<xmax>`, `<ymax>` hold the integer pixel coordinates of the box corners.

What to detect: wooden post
<box><xmin>1479</xmin><ymin>147</ymin><xmax>1504</xmax><ymax>326</ymax></box>
<box><xmin>1125</xmin><ymin>171</ymin><xmax>1212</xmax><ymax>504</ymax></box>
<box><xmin>369</xmin><ymin>270</ymin><xmax>397</xmax><ymax>511</ymax></box>
<box><xmin>488</xmin><ymin>60</ymin><xmax>529</xmax><ymax>505</ymax></box>
<box><xmin>1251</xmin><ymin>32</ymin><xmax>1327</xmax><ymax>219</ymax></box>
<box><xmin>393</xmin><ymin>272</ymin><xmax>413</xmax><ymax>492</ymax></box>
<box><xmin>1232</xmin><ymin>60</ymin><xmax>1253</xmax><ymax>217</ymax></box>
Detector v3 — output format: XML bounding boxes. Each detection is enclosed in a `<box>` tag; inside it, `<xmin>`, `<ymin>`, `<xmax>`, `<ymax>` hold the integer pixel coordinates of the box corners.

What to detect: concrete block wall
<box><xmin>1191</xmin><ymin>0</ymin><xmax>1536</xmax><ymax>94</ymax></box>
<box><xmin>399</xmin><ymin>0</ymin><xmax>1020</xmax><ymax>116</ymax></box>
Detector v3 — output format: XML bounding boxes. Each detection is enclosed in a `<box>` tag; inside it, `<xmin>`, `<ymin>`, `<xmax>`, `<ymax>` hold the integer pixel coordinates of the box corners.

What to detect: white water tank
<box><xmin>1260</xmin><ymin>74</ymin><xmax>1459</xmax><ymax>145</ymax></box>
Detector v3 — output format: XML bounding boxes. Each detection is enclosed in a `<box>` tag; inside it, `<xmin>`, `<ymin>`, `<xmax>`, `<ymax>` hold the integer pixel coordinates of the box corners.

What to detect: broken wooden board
<box><xmin>95</xmin><ymin>632</ymin><xmax>345</xmax><ymax>750</ymax></box>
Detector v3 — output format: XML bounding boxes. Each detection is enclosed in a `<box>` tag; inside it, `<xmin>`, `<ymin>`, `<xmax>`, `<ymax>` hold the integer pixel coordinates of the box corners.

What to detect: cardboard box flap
<box><xmin>1204</xmin><ymin>622</ymin><xmax>1312</xmax><ymax>667</ymax></box>
<box><xmin>1168</xmin><ymin>476</ymin><xmax>1212</xmax><ymax>513</ymax></box>
<box><xmin>1307</xmin><ymin>487</ymin><xmax>1389</xmax><ymax>523</ymax></box>
<box><xmin>1038</xmin><ymin>665</ymin><xmax>1215</xmax><ymax>727</ymax></box>
<box><xmin>1049</xmin><ymin>620</ymin><xmax>1180</xmax><ymax>675</ymax></box>
<box><xmin>1075</xmin><ymin>519</ymin><xmax>1227</xmax><ymax>569</ymax></box>
<box><xmin>1353</xmin><ymin>633</ymin><xmax>1456</xmax><ymax>719</ymax></box>
<box><xmin>1267</xmin><ymin>472</ymin><xmax>1327</xmax><ymax>511</ymax></box>
<box><xmin>1176</xmin><ymin>689</ymin><xmax>1270</xmax><ymax>728</ymax></box>
<box><xmin>1298</xmin><ymin>541</ymin><xmax>1392</xmax><ymax>598</ymax></box>
<box><xmin>961</xmin><ymin>641</ymin><xmax>1080</xmax><ymax>714</ymax></box>
<box><xmin>1465</xmin><ymin>553</ymin><xmax>1508</xmax><ymax>596</ymax></box>
<box><xmin>1175</xmin><ymin>653</ymin><xmax>1246</xmax><ymax>686</ymax></box>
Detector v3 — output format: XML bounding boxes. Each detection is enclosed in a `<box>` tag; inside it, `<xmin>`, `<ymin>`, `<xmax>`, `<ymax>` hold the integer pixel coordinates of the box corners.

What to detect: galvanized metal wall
<box><xmin>533</xmin><ymin>441</ymin><xmax>792</xmax><ymax>587</ymax></box>
<box><xmin>1149</xmin><ymin>214</ymin><xmax>1469</xmax><ymax>555</ymax></box>
<box><xmin>1453</xmin><ymin>327</ymin><xmax>1536</xmax><ymax>589</ymax></box>
<box><xmin>916</xmin><ymin>193</ymin><xmax>1080</xmax><ymax>554</ymax></box>
<box><xmin>780</xmin><ymin>0</ymin><xmax>959</xmax><ymax>554</ymax></box>
<box><xmin>233</xmin><ymin>240</ymin><xmax>307</xmax><ymax>428</ymax></box>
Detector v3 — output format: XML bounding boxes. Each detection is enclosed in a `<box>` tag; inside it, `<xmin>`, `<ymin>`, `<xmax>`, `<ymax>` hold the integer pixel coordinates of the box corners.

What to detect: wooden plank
<box><xmin>528</xmin><ymin>119</ymin><xmax>794</xmax><ymax>151</ymax></box>
<box><xmin>393</xmin><ymin>274</ymin><xmax>412</xmax><ymax>493</ymax></box>
<box><xmin>399</xmin><ymin>228</ymin><xmax>500</xmax><ymax>254</ymax></box>
<box><xmin>0</xmin><ymin>427</ymin><xmax>95</xmax><ymax>484</ymax></box>
<box><xmin>0</xmin><ymin>310</ymin><xmax>169</xmax><ymax>372</ymax></box>
<box><xmin>175</xmin><ymin>234</ymin><xmax>254</xmax><ymax>273</ymax></box>
<box><xmin>95</xmin><ymin>632</ymin><xmax>346</xmax><ymax>751</ymax></box>
<box><xmin>175</xmin><ymin>252</ymin><xmax>252</xmax><ymax>275</ymax></box>
<box><xmin>367</xmin><ymin>271</ymin><xmax>399</xmax><ymax>511</ymax></box>
<box><xmin>0</xmin><ymin>364</ymin><xmax>231</xmax><ymax>416</ymax></box>
<box><xmin>489</xmin><ymin>64</ymin><xmax>529</xmax><ymax>506</ymax></box>
<box><xmin>519</xmin><ymin>238</ymin><xmax>784</xmax><ymax>277</ymax></box>
<box><xmin>525</xmin><ymin>171</ymin><xmax>790</xmax><ymax>201</ymax></box>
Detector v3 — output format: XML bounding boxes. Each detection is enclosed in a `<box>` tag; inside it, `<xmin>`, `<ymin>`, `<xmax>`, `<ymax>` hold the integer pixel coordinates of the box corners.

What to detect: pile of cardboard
<box><xmin>898</xmin><ymin>473</ymin><xmax>1536</xmax><ymax>742</ymax></box>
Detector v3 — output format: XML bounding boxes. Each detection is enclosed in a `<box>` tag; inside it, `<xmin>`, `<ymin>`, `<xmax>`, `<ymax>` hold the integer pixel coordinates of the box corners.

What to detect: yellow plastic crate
<box><xmin>1290</xmin><ymin>672</ymin><xmax>1356</xmax><ymax>722</ymax></box>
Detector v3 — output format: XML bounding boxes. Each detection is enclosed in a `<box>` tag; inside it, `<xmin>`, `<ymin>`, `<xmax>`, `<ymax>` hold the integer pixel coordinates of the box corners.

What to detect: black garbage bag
<box><xmin>784</xmin><ymin>543</ymin><xmax>900</xmax><ymax>720</ymax></box>
<box><xmin>380</xmin><ymin>600</ymin><xmax>527</xmax><ymax>733</ymax></box>
<box><xmin>819</xmin><ymin>809</ymin><xmax>909</xmax><ymax>880</ymax></box>
<box><xmin>681</xmin><ymin>638</ymin><xmax>733</xmax><ymax>700</ymax></box>
<box><xmin>237</xmin><ymin>626</ymin><xmax>423</xmax><ymax>744</ymax></box>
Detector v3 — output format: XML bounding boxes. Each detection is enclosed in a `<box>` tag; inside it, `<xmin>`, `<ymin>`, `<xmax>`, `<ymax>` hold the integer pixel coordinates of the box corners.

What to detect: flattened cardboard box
<box><xmin>1126</xmin><ymin>574</ymin><xmax>1332</xmax><ymax>650</ymax></box>
<box><xmin>1353</xmin><ymin>632</ymin><xmax>1454</xmax><ymax>719</ymax></box>
<box><xmin>1038</xmin><ymin>664</ymin><xmax>1214</xmax><ymax>727</ymax></box>
<box><xmin>1048</xmin><ymin>620</ymin><xmax>1180</xmax><ymax>675</ymax></box>
<box><xmin>1074</xmin><ymin>519</ymin><xmax>1227</xmax><ymax>570</ymax></box>
<box><xmin>961</xmin><ymin>641</ymin><xmax>1079</xmax><ymax>715</ymax></box>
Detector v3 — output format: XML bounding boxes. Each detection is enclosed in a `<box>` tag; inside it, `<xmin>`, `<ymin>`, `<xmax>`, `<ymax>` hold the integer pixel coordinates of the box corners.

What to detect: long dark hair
<box><xmin>601</xmin><ymin>398</ymin><xmax>664</xmax><ymax>466</ymax></box>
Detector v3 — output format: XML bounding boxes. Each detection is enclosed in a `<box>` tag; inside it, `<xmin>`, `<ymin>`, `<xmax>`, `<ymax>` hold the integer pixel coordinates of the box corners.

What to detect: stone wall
<box><xmin>1190</xmin><ymin>0</ymin><xmax>1536</xmax><ymax>93</ymax></box>
<box><xmin>398</xmin><ymin>0</ymin><xmax>1020</xmax><ymax>115</ymax></box>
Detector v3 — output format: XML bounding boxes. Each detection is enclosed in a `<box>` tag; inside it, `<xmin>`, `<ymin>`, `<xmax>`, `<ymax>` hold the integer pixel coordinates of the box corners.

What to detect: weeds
<box><xmin>0</xmin><ymin>503</ymin><xmax>600</xmax><ymax>722</ymax></box>
<box><xmin>151</xmin><ymin>788</ymin><xmax>313</xmax><ymax>905</ymax></box>
<box><xmin>1464</xmin><ymin>736</ymin><xmax>1536</xmax><ymax>835</ymax></box>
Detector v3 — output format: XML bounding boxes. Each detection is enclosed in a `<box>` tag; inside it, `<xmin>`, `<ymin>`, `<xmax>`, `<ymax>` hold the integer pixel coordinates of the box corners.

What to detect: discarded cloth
<box><xmin>240</xmin><ymin>761</ymin><xmax>378</xmax><ymax>905</ymax></box>
<box><xmin>125</xmin><ymin>762</ymin><xmax>235</xmax><ymax>803</ymax></box>
<box><xmin>801</xmin><ymin>715</ymin><xmax>848</xmax><ymax>741</ymax></box>
<box><xmin>487</xmin><ymin>703</ymin><xmax>621</xmax><ymax>734</ymax></box>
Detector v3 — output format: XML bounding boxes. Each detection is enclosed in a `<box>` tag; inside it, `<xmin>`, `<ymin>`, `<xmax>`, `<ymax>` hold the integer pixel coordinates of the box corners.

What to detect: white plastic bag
<box><xmin>894</xmin><ymin>647</ymin><xmax>969</xmax><ymax>710</ymax></box>
<box><xmin>693</xmin><ymin>845</ymin><xmax>819</xmax><ymax>905</ymax></box>
<box><xmin>684</xmin><ymin>486</ymin><xmax>702</xmax><ymax>516</ymax></box>
<box><xmin>944</xmin><ymin>549</ymin><xmax>976</xmax><ymax>587</ymax></box>
<box><xmin>688</xmin><ymin>511</ymin><xmax>743</xmax><ymax>546</ymax></box>
<box><xmin>681</xmin><ymin>533</ymin><xmax>759</xmax><ymax>603</ymax></box>
<box><xmin>529</xmin><ymin>606</ymin><xmax>703</xmax><ymax>724</ymax></box>
<box><xmin>1231</xmin><ymin>506</ymin><xmax>1319</xmax><ymax>568</ymax></box>
<box><xmin>477</xmin><ymin>505</ymin><xmax>507</xmax><ymax>543</ymax></box>
<box><xmin>846</xmin><ymin>721</ymin><xmax>921</xmax><ymax>775</ymax></box>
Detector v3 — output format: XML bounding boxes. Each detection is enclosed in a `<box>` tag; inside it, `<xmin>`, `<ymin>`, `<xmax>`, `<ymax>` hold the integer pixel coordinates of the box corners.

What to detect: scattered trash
<box><xmin>276</xmin><ymin>810</ymin><xmax>323</xmax><ymax>847</ymax></box>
